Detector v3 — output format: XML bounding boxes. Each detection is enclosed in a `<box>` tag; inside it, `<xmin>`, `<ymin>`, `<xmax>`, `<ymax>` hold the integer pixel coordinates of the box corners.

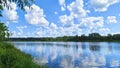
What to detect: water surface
<box><xmin>12</xmin><ymin>42</ymin><xmax>120</xmax><ymax>68</ymax></box>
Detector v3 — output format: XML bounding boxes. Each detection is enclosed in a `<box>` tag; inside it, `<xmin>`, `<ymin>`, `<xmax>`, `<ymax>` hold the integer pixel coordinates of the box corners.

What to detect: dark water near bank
<box><xmin>12</xmin><ymin>42</ymin><xmax>120</xmax><ymax>68</ymax></box>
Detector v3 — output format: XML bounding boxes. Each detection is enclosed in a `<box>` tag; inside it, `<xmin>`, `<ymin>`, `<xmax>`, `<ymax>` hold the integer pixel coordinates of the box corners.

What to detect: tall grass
<box><xmin>0</xmin><ymin>42</ymin><xmax>46</xmax><ymax>68</ymax></box>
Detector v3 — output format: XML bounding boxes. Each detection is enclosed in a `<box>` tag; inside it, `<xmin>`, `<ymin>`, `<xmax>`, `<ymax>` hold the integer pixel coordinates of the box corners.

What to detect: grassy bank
<box><xmin>0</xmin><ymin>42</ymin><xmax>46</xmax><ymax>68</ymax></box>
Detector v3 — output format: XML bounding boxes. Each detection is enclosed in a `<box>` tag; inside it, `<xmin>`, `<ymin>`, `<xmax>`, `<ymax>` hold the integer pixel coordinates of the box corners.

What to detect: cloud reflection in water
<box><xmin>13</xmin><ymin>42</ymin><xmax>120</xmax><ymax>68</ymax></box>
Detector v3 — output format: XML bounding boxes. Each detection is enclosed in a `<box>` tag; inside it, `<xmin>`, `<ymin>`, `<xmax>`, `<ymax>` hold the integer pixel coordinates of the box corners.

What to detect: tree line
<box><xmin>9</xmin><ymin>33</ymin><xmax>120</xmax><ymax>42</ymax></box>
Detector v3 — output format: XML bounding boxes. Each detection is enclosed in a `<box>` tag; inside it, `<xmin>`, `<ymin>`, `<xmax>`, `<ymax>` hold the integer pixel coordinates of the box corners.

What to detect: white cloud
<box><xmin>36</xmin><ymin>31</ymin><xmax>43</xmax><ymax>37</ymax></box>
<box><xmin>24</xmin><ymin>4</ymin><xmax>49</xmax><ymax>27</ymax></box>
<box><xmin>11</xmin><ymin>26</ymin><xmax>28</xmax><ymax>37</ymax></box>
<box><xmin>78</xmin><ymin>16</ymin><xmax>105</xmax><ymax>34</ymax></box>
<box><xmin>16</xmin><ymin>26</ymin><xmax>27</xmax><ymax>36</ymax></box>
<box><xmin>56</xmin><ymin>25</ymin><xmax>82</xmax><ymax>36</ymax></box>
<box><xmin>90</xmin><ymin>0</ymin><xmax>119</xmax><ymax>12</ymax></box>
<box><xmin>61</xmin><ymin>7</ymin><xmax>65</xmax><ymax>11</ymax></box>
<box><xmin>50</xmin><ymin>23</ymin><xmax>58</xmax><ymax>29</ymax></box>
<box><xmin>7</xmin><ymin>0</ymin><xmax>116</xmax><ymax>37</ymax></box>
<box><xmin>107</xmin><ymin>16</ymin><xmax>117</xmax><ymax>24</ymax></box>
<box><xmin>32</xmin><ymin>23</ymin><xmax>82</xmax><ymax>37</ymax></box>
<box><xmin>54</xmin><ymin>11</ymin><xmax>58</xmax><ymax>15</ymax></box>
<box><xmin>59</xmin><ymin>14</ymin><xmax>74</xmax><ymax>27</ymax></box>
<box><xmin>110</xmin><ymin>60</ymin><xmax>119</xmax><ymax>67</ymax></box>
<box><xmin>67</xmin><ymin>0</ymin><xmax>87</xmax><ymax>18</ymax></box>
<box><xmin>58</xmin><ymin>0</ymin><xmax>111</xmax><ymax>36</ymax></box>
<box><xmin>11</xmin><ymin>31</ymin><xmax>17</xmax><ymax>37</ymax></box>
<box><xmin>59</xmin><ymin>0</ymin><xmax>66</xmax><ymax>11</ymax></box>
<box><xmin>59</xmin><ymin>0</ymin><xmax>89</xmax><ymax>27</ymax></box>
<box><xmin>2</xmin><ymin>2</ymin><xmax>18</xmax><ymax>22</ymax></box>
<box><xmin>99</xmin><ymin>28</ymin><xmax>110</xmax><ymax>35</ymax></box>
<box><xmin>36</xmin><ymin>27</ymin><xmax>59</xmax><ymax>37</ymax></box>
<box><xmin>80</xmin><ymin>17</ymin><xmax>104</xmax><ymax>29</ymax></box>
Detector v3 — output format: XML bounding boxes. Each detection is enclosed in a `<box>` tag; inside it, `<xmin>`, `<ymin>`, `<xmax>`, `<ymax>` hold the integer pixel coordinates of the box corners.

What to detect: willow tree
<box><xmin>0</xmin><ymin>0</ymin><xmax>34</xmax><ymax>41</ymax></box>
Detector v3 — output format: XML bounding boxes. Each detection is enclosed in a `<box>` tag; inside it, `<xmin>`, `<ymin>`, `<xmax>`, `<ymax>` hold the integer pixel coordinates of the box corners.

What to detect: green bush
<box><xmin>0</xmin><ymin>42</ymin><xmax>46</xmax><ymax>68</ymax></box>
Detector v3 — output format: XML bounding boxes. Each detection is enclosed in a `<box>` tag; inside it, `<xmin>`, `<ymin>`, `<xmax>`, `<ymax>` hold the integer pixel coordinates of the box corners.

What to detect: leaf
<box><xmin>0</xmin><ymin>5</ymin><xmax>3</xmax><ymax>10</ymax></box>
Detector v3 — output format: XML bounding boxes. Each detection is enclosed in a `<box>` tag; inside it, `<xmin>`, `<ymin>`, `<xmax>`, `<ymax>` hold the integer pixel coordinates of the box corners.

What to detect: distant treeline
<box><xmin>8</xmin><ymin>33</ymin><xmax>120</xmax><ymax>42</ymax></box>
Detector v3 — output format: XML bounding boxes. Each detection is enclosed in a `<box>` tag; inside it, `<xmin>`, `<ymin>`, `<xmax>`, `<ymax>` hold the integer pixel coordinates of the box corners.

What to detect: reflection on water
<box><xmin>12</xmin><ymin>42</ymin><xmax>120</xmax><ymax>68</ymax></box>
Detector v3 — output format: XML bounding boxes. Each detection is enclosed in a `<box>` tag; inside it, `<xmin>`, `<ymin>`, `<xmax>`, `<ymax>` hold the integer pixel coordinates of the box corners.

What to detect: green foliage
<box><xmin>9</xmin><ymin>33</ymin><xmax>120</xmax><ymax>42</ymax></box>
<box><xmin>0</xmin><ymin>42</ymin><xmax>46</xmax><ymax>68</ymax></box>
<box><xmin>0</xmin><ymin>23</ymin><xmax>10</xmax><ymax>41</ymax></box>
<box><xmin>0</xmin><ymin>0</ymin><xmax>34</xmax><ymax>16</ymax></box>
<box><xmin>89</xmin><ymin>33</ymin><xmax>101</xmax><ymax>37</ymax></box>
<box><xmin>1</xmin><ymin>0</ymin><xmax>34</xmax><ymax>9</ymax></box>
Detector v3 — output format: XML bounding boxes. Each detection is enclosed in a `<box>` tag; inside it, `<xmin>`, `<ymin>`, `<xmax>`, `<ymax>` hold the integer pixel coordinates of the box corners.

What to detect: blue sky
<box><xmin>1</xmin><ymin>0</ymin><xmax>120</xmax><ymax>37</ymax></box>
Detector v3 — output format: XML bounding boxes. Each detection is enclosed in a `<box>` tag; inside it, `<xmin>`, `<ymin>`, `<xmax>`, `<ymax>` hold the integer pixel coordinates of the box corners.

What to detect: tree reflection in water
<box><xmin>89</xmin><ymin>45</ymin><xmax>100</xmax><ymax>51</ymax></box>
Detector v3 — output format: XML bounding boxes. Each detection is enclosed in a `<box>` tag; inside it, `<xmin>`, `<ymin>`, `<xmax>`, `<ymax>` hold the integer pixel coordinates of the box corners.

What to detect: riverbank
<box><xmin>0</xmin><ymin>42</ymin><xmax>46</xmax><ymax>68</ymax></box>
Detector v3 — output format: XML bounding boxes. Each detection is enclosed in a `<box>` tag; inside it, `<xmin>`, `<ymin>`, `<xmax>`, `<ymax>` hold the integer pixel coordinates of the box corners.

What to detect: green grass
<box><xmin>0</xmin><ymin>42</ymin><xmax>46</xmax><ymax>68</ymax></box>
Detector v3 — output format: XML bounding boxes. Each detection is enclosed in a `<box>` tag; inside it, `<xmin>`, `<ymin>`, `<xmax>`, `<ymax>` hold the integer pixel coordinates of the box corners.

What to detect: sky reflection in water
<box><xmin>13</xmin><ymin>42</ymin><xmax>120</xmax><ymax>68</ymax></box>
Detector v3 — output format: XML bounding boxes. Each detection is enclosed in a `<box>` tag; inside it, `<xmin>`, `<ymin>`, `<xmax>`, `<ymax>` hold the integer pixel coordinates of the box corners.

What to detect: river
<box><xmin>12</xmin><ymin>42</ymin><xmax>120</xmax><ymax>68</ymax></box>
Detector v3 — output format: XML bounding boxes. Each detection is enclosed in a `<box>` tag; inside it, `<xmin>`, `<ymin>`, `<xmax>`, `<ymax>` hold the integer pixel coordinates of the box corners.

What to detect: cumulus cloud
<box><xmin>11</xmin><ymin>26</ymin><xmax>28</xmax><ymax>37</ymax></box>
<box><xmin>50</xmin><ymin>23</ymin><xmax>58</xmax><ymax>29</ymax></box>
<box><xmin>59</xmin><ymin>0</ymin><xmax>88</xmax><ymax>28</ymax></box>
<box><xmin>57</xmin><ymin>0</ymin><xmax>113</xmax><ymax>36</ymax></box>
<box><xmin>33</xmin><ymin>23</ymin><xmax>82</xmax><ymax>37</ymax></box>
<box><xmin>2</xmin><ymin>2</ymin><xmax>18</xmax><ymax>22</ymax></box>
<box><xmin>107</xmin><ymin>16</ymin><xmax>117</xmax><ymax>24</ymax></box>
<box><xmin>59</xmin><ymin>14</ymin><xmax>74</xmax><ymax>27</ymax></box>
<box><xmin>24</xmin><ymin>4</ymin><xmax>49</xmax><ymax>27</ymax></box>
<box><xmin>59</xmin><ymin>0</ymin><xmax>90</xmax><ymax>27</ymax></box>
<box><xmin>80</xmin><ymin>17</ymin><xmax>104</xmax><ymax>29</ymax></box>
<box><xmin>57</xmin><ymin>25</ymin><xmax>82</xmax><ymax>36</ymax></box>
<box><xmin>36</xmin><ymin>31</ymin><xmax>44</xmax><ymax>37</ymax></box>
<box><xmin>16</xmin><ymin>26</ymin><xmax>27</xmax><ymax>36</ymax></box>
<box><xmin>78</xmin><ymin>16</ymin><xmax>105</xmax><ymax>34</ymax></box>
<box><xmin>7</xmin><ymin>0</ymin><xmax>116</xmax><ymax>37</ymax></box>
<box><xmin>59</xmin><ymin>0</ymin><xmax>66</xmax><ymax>11</ymax></box>
<box><xmin>99</xmin><ymin>28</ymin><xmax>110</xmax><ymax>35</ymax></box>
<box><xmin>90</xmin><ymin>0</ymin><xmax>120</xmax><ymax>12</ymax></box>
<box><xmin>67</xmin><ymin>0</ymin><xmax>87</xmax><ymax>18</ymax></box>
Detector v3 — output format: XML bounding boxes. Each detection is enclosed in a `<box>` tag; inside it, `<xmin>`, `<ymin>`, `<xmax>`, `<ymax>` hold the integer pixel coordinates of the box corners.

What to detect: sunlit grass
<box><xmin>0</xmin><ymin>42</ymin><xmax>46</xmax><ymax>68</ymax></box>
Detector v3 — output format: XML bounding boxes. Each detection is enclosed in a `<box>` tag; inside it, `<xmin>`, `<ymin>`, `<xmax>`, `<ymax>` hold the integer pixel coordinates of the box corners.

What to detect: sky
<box><xmin>1</xmin><ymin>0</ymin><xmax>120</xmax><ymax>37</ymax></box>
